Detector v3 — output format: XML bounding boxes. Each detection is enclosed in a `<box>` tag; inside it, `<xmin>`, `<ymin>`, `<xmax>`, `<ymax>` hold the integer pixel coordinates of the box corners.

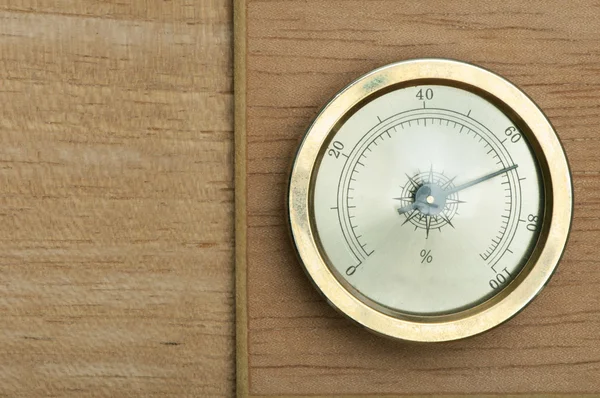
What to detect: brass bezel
<box><xmin>287</xmin><ymin>58</ymin><xmax>573</xmax><ymax>342</ymax></box>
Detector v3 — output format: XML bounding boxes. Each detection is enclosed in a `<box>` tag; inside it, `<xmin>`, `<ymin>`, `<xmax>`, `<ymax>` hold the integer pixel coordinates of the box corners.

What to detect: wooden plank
<box><xmin>237</xmin><ymin>0</ymin><xmax>600</xmax><ymax>396</ymax></box>
<box><xmin>0</xmin><ymin>1</ymin><xmax>234</xmax><ymax>396</ymax></box>
<box><xmin>235</xmin><ymin>0</ymin><xmax>249</xmax><ymax>396</ymax></box>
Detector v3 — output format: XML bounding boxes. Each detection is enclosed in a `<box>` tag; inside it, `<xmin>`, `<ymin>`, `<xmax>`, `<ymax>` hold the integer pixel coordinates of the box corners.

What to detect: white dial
<box><xmin>313</xmin><ymin>85</ymin><xmax>544</xmax><ymax>315</ymax></box>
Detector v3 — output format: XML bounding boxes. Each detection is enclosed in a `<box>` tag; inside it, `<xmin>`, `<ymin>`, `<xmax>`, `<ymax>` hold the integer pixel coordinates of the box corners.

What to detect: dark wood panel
<box><xmin>239</xmin><ymin>0</ymin><xmax>600</xmax><ymax>396</ymax></box>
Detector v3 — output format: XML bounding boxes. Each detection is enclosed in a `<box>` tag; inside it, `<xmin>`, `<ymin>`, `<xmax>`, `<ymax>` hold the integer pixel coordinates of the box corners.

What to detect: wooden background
<box><xmin>241</xmin><ymin>0</ymin><xmax>600</xmax><ymax>396</ymax></box>
<box><xmin>2</xmin><ymin>0</ymin><xmax>600</xmax><ymax>397</ymax></box>
<box><xmin>0</xmin><ymin>0</ymin><xmax>234</xmax><ymax>397</ymax></box>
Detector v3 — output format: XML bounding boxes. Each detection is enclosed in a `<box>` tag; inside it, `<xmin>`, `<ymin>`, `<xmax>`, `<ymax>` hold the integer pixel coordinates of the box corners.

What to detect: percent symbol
<box><xmin>420</xmin><ymin>249</ymin><xmax>433</xmax><ymax>264</ymax></box>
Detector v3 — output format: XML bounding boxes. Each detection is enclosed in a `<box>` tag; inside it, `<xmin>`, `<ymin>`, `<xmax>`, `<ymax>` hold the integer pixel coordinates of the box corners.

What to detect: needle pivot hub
<box><xmin>414</xmin><ymin>184</ymin><xmax>446</xmax><ymax>216</ymax></box>
<box><xmin>396</xmin><ymin>170</ymin><xmax>462</xmax><ymax>234</ymax></box>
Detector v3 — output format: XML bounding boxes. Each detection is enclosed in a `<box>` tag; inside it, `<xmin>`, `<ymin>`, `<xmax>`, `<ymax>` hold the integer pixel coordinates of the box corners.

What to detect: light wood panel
<box><xmin>238</xmin><ymin>0</ymin><xmax>600</xmax><ymax>396</ymax></box>
<box><xmin>0</xmin><ymin>1</ymin><xmax>234</xmax><ymax>397</ymax></box>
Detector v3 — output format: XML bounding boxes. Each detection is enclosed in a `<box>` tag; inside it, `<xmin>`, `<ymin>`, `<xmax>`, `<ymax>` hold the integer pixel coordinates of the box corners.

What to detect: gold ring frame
<box><xmin>288</xmin><ymin>58</ymin><xmax>573</xmax><ymax>342</ymax></box>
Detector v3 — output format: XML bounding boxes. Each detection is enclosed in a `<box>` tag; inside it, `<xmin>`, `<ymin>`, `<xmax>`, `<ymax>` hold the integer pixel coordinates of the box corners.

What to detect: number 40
<box><xmin>416</xmin><ymin>88</ymin><xmax>434</xmax><ymax>100</ymax></box>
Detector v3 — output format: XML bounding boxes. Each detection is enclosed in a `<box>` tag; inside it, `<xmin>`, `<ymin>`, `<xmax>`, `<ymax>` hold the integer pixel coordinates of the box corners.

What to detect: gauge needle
<box><xmin>397</xmin><ymin>202</ymin><xmax>417</xmax><ymax>215</ymax></box>
<box><xmin>396</xmin><ymin>164</ymin><xmax>517</xmax><ymax>215</ymax></box>
<box><xmin>443</xmin><ymin>164</ymin><xmax>518</xmax><ymax>195</ymax></box>
<box><xmin>397</xmin><ymin>200</ymin><xmax>438</xmax><ymax>215</ymax></box>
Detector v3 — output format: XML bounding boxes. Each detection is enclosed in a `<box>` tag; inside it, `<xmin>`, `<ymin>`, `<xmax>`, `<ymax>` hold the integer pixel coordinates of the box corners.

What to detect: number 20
<box><xmin>328</xmin><ymin>141</ymin><xmax>344</xmax><ymax>158</ymax></box>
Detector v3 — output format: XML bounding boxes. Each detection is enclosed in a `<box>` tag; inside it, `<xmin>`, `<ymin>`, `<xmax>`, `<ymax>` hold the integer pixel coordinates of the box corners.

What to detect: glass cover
<box><xmin>313</xmin><ymin>84</ymin><xmax>544</xmax><ymax>315</ymax></box>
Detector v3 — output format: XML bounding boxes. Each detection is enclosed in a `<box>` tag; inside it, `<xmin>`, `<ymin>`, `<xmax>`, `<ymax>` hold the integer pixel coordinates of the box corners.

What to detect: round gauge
<box><xmin>288</xmin><ymin>59</ymin><xmax>572</xmax><ymax>342</ymax></box>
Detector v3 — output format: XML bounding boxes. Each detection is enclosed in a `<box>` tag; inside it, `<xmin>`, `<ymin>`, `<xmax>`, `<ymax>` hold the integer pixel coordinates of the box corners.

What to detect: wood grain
<box><xmin>0</xmin><ymin>1</ymin><xmax>234</xmax><ymax>397</ymax></box>
<box><xmin>240</xmin><ymin>0</ymin><xmax>600</xmax><ymax>396</ymax></box>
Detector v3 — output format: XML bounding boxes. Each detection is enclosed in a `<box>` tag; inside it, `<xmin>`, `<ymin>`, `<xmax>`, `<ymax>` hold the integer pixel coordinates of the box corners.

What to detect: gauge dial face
<box><xmin>313</xmin><ymin>84</ymin><xmax>544</xmax><ymax>315</ymax></box>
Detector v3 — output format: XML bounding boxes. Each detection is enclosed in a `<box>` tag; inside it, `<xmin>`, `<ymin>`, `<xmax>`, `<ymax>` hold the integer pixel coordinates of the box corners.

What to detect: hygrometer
<box><xmin>288</xmin><ymin>59</ymin><xmax>572</xmax><ymax>342</ymax></box>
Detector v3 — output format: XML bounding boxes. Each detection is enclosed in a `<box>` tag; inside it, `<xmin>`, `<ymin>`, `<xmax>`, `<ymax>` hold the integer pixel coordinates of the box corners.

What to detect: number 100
<box><xmin>489</xmin><ymin>267</ymin><xmax>512</xmax><ymax>290</ymax></box>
